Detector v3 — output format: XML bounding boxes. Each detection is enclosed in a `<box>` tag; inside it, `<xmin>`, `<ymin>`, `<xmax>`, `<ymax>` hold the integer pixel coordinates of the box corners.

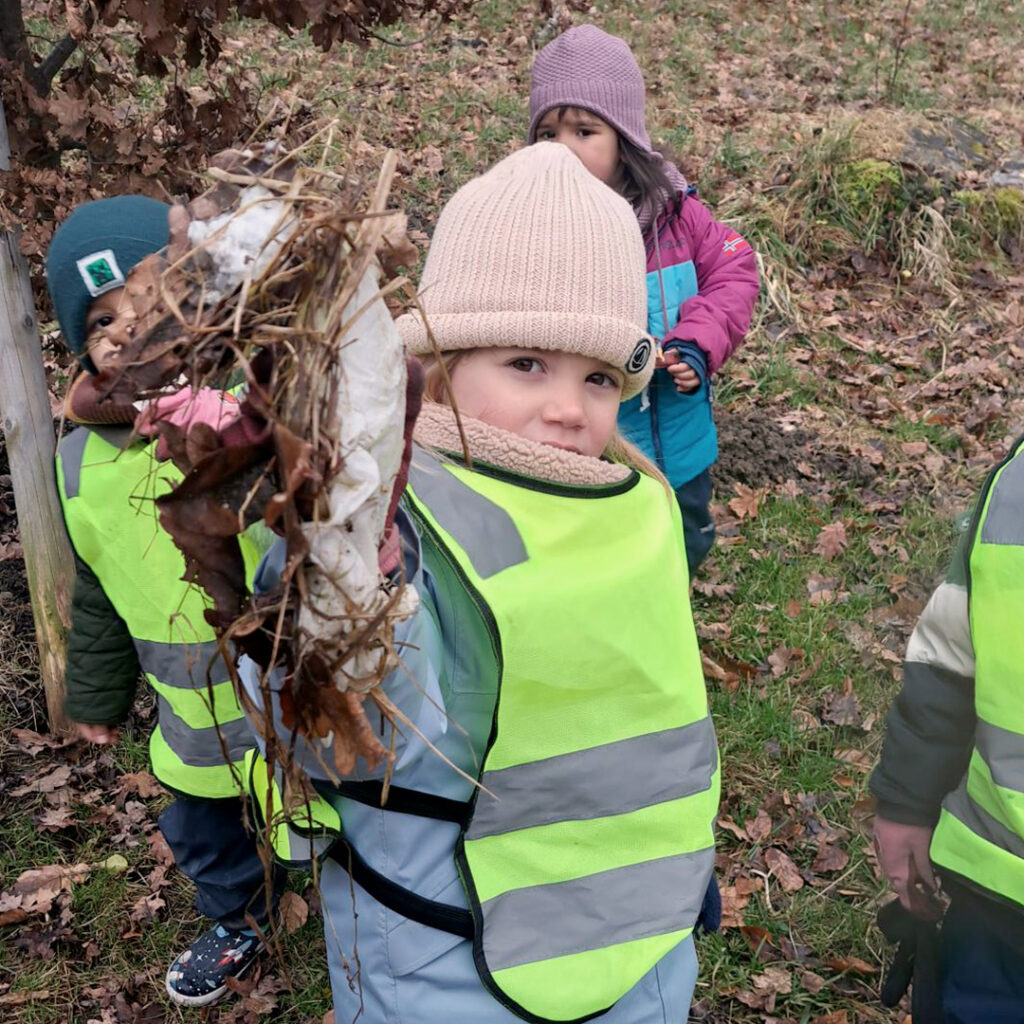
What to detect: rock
<box><xmin>900</xmin><ymin>117</ymin><xmax>995</xmax><ymax>181</ymax></box>
<box><xmin>992</xmin><ymin>149</ymin><xmax>1024</xmax><ymax>190</ymax></box>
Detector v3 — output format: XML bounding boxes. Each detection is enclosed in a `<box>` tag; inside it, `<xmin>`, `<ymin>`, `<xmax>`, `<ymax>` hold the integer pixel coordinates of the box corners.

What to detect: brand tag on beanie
<box><xmin>76</xmin><ymin>249</ymin><xmax>125</xmax><ymax>297</ymax></box>
<box><xmin>626</xmin><ymin>338</ymin><xmax>651</xmax><ymax>374</ymax></box>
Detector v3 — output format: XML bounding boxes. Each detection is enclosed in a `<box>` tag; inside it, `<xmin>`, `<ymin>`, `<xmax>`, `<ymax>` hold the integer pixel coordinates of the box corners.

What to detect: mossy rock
<box><xmin>952</xmin><ymin>186</ymin><xmax>1024</xmax><ymax>245</ymax></box>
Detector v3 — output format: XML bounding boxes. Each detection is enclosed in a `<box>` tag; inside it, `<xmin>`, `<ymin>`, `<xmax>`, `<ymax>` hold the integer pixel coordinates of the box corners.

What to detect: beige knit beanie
<box><xmin>396</xmin><ymin>143</ymin><xmax>654</xmax><ymax>399</ymax></box>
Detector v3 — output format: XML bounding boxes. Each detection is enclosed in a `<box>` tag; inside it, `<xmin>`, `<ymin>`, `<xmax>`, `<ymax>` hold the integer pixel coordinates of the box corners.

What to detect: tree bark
<box><xmin>0</xmin><ymin>97</ymin><xmax>74</xmax><ymax>735</ymax></box>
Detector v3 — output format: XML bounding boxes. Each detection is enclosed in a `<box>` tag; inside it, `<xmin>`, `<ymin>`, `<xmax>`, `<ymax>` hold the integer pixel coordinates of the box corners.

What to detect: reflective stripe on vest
<box><xmin>56</xmin><ymin>426</ymin><xmax>261</xmax><ymax>799</ymax></box>
<box><xmin>931</xmin><ymin>435</ymin><xmax>1024</xmax><ymax>906</ymax></box>
<box><xmin>244</xmin><ymin>749</ymin><xmax>339</xmax><ymax>868</ymax></box>
<box><xmin>405</xmin><ymin>449</ymin><xmax>719</xmax><ymax>1024</ymax></box>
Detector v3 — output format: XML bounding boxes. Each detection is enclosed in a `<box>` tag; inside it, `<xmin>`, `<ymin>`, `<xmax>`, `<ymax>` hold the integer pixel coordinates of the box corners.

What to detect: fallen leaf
<box><xmin>812</xmin><ymin>842</ymin><xmax>850</xmax><ymax>874</ymax></box>
<box><xmin>800</xmin><ymin>970</ymin><xmax>826</xmax><ymax>994</ymax></box>
<box><xmin>826</xmin><ymin>954</ymin><xmax>878</xmax><ymax>975</ymax></box>
<box><xmin>811</xmin><ymin>1012</ymin><xmax>848</xmax><ymax>1024</ymax></box>
<box><xmin>813</xmin><ymin>521</ymin><xmax>848</xmax><ymax>559</ymax></box>
<box><xmin>278</xmin><ymin>891</ymin><xmax>309</xmax><ymax>934</ymax></box>
<box><xmin>765</xmin><ymin>848</ymin><xmax>804</xmax><ymax>891</ymax></box>
<box><xmin>120</xmin><ymin>772</ymin><xmax>165</xmax><ymax>799</ymax></box>
<box><xmin>0</xmin><ymin>989</ymin><xmax>52</xmax><ymax>1006</ymax></box>
<box><xmin>822</xmin><ymin>685</ymin><xmax>864</xmax><ymax>729</ymax></box>
<box><xmin>10</xmin><ymin>765</ymin><xmax>72</xmax><ymax>798</ymax></box>
<box><xmin>718</xmin><ymin>816</ymin><xmax>748</xmax><ymax>841</ymax></box>
<box><xmin>767</xmin><ymin>645</ymin><xmax>803</xmax><ymax>678</ymax></box>
<box><xmin>805</xmin><ymin>573</ymin><xmax>840</xmax><ymax>606</ymax></box>
<box><xmin>745</xmin><ymin>809</ymin><xmax>772</xmax><ymax>843</ymax></box>
<box><xmin>900</xmin><ymin>440</ymin><xmax>928</xmax><ymax>457</ymax></box>
<box><xmin>419</xmin><ymin>145</ymin><xmax>443</xmax><ymax>173</ymax></box>
<box><xmin>728</xmin><ymin>483</ymin><xmax>762</xmax><ymax>520</ymax></box>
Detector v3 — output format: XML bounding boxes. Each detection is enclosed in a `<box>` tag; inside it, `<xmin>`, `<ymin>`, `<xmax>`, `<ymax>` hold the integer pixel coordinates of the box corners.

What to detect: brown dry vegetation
<box><xmin>2</xmin><ymin>0</ymin><xmax>1024</xmax><ymax>1021</ymax></box>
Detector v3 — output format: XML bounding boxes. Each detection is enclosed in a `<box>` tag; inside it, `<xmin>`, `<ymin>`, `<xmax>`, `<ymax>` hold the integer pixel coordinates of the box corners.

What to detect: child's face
<box><xmin>84</xmin><ymin>286</ymin><xmax>134</xmax><ymax>372</ymax></box>
<box><xmin>449</xmin><ymin>347</ymin><xmax>623</xmax><ymax>458</ymax></box>
<box><xmin>534</xmin><ymin>107</ymin><xmax>622</xmax><ymax>188</ymax></box>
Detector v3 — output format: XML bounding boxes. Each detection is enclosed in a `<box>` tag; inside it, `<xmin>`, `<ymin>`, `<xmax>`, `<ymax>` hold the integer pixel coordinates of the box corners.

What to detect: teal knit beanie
<box><xmin>45</xmin><ymin>196</ymin><xmax>170</xmax><ymax>373</ymax></box>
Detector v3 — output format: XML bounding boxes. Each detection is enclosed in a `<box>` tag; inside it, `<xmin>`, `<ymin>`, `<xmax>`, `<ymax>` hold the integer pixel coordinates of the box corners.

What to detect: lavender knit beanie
<box><xmin>527</xmin><ymin>24</ymin><xmax>688</xmax><ymax>229</ymax></box>
<box><xmin>528</xmin><ymin>24</ymin><xmax>652</xmax><ymax>153</ymax></box>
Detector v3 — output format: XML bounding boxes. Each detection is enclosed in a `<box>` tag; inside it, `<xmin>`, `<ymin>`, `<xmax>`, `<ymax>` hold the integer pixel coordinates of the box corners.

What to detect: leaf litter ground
<box><xmin>3</xmin><ymin>0</ymin><xmax>1024</xmax><ymax>1020</ymax></box>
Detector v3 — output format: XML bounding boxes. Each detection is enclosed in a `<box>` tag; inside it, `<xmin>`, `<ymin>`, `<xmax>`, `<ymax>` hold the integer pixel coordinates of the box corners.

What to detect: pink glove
<box><xmin>137</xmin><ymin>388</ymin><xmax>261</xmax><ymax>461</ymax></box>
<box><xmin>873</xmin><ymin>816</ymin><xmax>942</xmax><ymax>919</ymax></box>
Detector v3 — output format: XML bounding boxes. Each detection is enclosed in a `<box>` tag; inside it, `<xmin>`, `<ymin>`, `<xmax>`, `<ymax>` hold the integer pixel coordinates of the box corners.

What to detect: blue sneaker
<box><xmin>165</xmin><ymin>923</ymin><xmax>265</xmax><ymax>1006</ymax></box>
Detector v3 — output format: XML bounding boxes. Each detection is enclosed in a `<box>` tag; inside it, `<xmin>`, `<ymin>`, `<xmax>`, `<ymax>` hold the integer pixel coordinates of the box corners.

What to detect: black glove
<box><xmin>694</xmin><ymin>874</ymin><xmax>721</xmax><ymax>935</ymax></box>
<box><xmin>877</xmin><ymin>898</ymin><xmax>943</xmax><ymax>1021</ymax></box>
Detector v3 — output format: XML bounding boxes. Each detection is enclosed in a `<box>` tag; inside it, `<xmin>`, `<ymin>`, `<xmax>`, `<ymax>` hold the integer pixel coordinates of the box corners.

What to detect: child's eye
<box><xmin>509</xmin><ymin>357</ymin><xmax>543</xmax><ymax>374</ymax></box>
<box><xmin>537</xmin><ymin>129</ymin><xmax>555</xmax><ymax>140</ymax></box>
<box><xmin>588</xmin><ymin>372</ymin><xmax>620</xmax><ymax>389</ymax></box>
<box><xmin>87</xmin><ymin>314</ymin><xmax>115</xmax><ymax>336</ymax></box>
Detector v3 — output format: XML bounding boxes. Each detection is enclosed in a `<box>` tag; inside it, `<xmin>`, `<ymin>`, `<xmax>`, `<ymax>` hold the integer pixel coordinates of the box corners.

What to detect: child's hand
<box><xmin>873</xmin><ymin>817</ymin><xmax>942</xmax><ymax>920</ymax></box>
<box><xmin>76</xmin><ymin>723</ymin><xmax>120</xmax><ymax>744</ymax></box>
<box><xmin>667</xmin><ymin>361</ymin><xmax>700</xmax><ymax>393</ymax></box>
<box><xmin>658</xmin><ymin>349</ymin><xmax>701</xmax><ymax>394</ymax></box>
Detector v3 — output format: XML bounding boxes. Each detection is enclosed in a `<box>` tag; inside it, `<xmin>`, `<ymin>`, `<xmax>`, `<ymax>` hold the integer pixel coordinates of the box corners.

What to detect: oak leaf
<box><xmin>765</xmin><ymin>848</ymin><xmax>804</xmax><ymax>891</ymax></box>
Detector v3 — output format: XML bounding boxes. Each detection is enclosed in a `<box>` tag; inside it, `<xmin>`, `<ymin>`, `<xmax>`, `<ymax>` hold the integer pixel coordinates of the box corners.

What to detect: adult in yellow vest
<box><xmin>46</xmin><ymin>197</ymin><xmax>283</xmax><ymax>1007</ymax></box>
<box><xmin>240</xmin><ymin>144</ymin><xmax>720</xmax><ymax>1023</ymax></box>
<box><xmin>872</xmin><ymin>435</ymin><xmax>1024</xmax><ymax>1021</ymax></box>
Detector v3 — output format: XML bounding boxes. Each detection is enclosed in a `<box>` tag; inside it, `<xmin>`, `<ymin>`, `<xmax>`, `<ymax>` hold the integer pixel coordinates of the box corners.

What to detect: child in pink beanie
<box><xmin>529</xmin><ymin>23</ymin><xmax>761</xmax><ymax>573</ymax></box>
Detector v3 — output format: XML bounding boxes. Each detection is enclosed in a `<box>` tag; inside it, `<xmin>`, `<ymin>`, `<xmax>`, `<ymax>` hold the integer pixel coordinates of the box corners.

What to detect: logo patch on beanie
<box><xmin>76</xmin><ymin>250</ymin><xmax>124</xmax><ymax>298</ymax></box>
<box><xmin>625</xmin><ymin>338</ymin><xmax>651</xmax><ymax>374</ymax></box>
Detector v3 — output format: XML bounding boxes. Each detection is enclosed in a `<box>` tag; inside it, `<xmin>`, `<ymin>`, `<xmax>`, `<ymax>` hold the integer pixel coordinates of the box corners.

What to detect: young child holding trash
<box><xmin>45</xmin><ymin>195</ymin><xmax>283</xmax><ymax>1007</ymax></box>
<box><xmin>527</xmin><ymin>24</ymin><xmax>760</xmax><ymax>572</ymax></box>
<box><xmin>871</xmin><ymin>433</ymin><xmax>1024</xmax><ymax>1021</ymax></box>
<box><xmin>241</xmin><ymin>143</ymin><xmax>720</xmax><ymax>1023</ymax></box>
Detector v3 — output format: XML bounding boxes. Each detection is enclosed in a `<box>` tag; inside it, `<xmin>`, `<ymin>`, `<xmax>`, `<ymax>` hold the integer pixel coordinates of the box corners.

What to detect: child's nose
<box><xmin>543</xmin><ymin>387</ymin><xmax>586</xmax><ymax>427</ymax></box>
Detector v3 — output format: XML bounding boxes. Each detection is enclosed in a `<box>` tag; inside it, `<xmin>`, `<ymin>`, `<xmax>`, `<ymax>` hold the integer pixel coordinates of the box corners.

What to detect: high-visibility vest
<box><xmin>363</xmin><ymin>449</ymin><xmax>717</xmax><ymax>1023</ymax></box>
<box><xmin>56</xmin><ymin>425</ymin><xmax>262</xmax><ymax>798</ymax></box>
<box><xmin>931</xmin><ymin>435</ymin><xmax>1024</xmax><ymax>906</ymax></box>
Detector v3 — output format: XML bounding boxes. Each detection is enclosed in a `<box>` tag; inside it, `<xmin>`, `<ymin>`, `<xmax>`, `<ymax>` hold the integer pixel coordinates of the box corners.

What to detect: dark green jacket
<box><xmin>64</xmin><ymin>557</ymin><xmax>140</xmax><ymax>725</ymax></box>
<box><xmin>870</xmin><ymin>507</ymin><xmax>980</xmax><ymax>826</ymax></box>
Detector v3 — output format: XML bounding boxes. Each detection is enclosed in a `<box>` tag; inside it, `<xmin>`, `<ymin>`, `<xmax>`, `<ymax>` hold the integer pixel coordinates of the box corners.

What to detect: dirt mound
<box><xmin>714</xmin><ymin>405</ymin><xmax>814</xmax><ymax>491</ymax></box>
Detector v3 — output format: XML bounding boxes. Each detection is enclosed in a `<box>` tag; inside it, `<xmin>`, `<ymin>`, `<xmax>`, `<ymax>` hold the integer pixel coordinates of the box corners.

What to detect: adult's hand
<box><xmin>874</xmin><ymin>816</ymin><xmax>942</xmax><ymax>919</ymax></box>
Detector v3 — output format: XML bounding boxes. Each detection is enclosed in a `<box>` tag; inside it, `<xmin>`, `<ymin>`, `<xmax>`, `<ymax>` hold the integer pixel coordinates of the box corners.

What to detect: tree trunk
<box><xmin>0</xmin><ymin>97</ymin><xmax>74</xmax><ymax>735</ymax></box>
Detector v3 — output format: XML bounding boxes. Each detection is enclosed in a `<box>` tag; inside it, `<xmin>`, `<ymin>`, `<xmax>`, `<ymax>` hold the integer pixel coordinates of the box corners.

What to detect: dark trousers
<box><xmin>941</xmin><ymin>881</ymin><xmax>1024</xmax><ymax>1024</ymax></box>
<box><xmin>674</xmin><ymin>470</ymin><xmax>715</xmax><ymax>575</ymax></box>
<box><xmin>159</xmin><ymin>794</ymin><xmax>286</xmax><ymax>930</ymax></box>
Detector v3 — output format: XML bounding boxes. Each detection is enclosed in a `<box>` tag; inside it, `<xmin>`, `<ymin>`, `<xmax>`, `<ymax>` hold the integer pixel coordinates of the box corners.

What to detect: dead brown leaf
<box><xmin>0</xmin><ymin>989</ymin><xmax>52</xmax><ymax>1007</ymax></box>
<box><xmin>735</xmin><ymin>966</ymin><xmax>792</xmax><ymax>1012</ymax></box>
<box><xmin>800</xmin><ymin>970</ymin><xmax>826</xmax><ymax>994</ymax></box>
<box><xmin>728</xmin><ymin>483</ymin><xmax>762</xmax><ymax>520</ymax></box>
<box><xmin>826</xmin><ymin>954</ymin><xmax>878</xmax><ymax>975</ymax></box>
<box><xmin>765</xmin><ymin>848</ymin><xmax>804</xmax><ymax>891</ymax></box>
<box><xmin>812</xmin><ymin>841</ymin><xmax>850</xmax><ymax>875</ymax></box>
<box><xmin>745</xmin><ymin>809</ymin><xmax>773</xmax><ymax>843</ymax></box>
<box><xmin>767</xmin><ymin>645</ymin><xmax>803</xmax><ymax>678</ymax></box>
<box><xmin>278</xmin><ymin>891</ymin><xmax>309</xmax><ymax>934</ymax></box>
<box><xmin>822</xmin><ymin>682</ymin><xmax>864</xmax><ymax>729</ymax></box>
<box><xmin>9</xmin><ymin>765</ymin><xmax>72</xmax><ymax>798</ymax></box>
<box><xmin>120</xmin><ymin>772</ymin><xmax>165</xmax><ymax>799</ymax></box>
<box><xmin>813</xmin><ymin>521</ymin><xmax>848</xmax><ymax>559</ymax></box>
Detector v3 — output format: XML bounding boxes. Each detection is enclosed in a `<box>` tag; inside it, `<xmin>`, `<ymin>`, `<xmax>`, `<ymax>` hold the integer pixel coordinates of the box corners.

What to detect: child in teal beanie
<box><xmin>46</xmin><ymin>195</ymin><xmax>282</xmax><ymax>1007</ymax></box>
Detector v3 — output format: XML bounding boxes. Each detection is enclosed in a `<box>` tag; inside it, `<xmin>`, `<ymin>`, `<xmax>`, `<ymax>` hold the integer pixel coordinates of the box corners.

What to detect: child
<box><xmin>528</xmin><ymin>24</ymin><xmax>760</xmax><ymax>573</ymax></box>
<box><xmin>871</xmin><ymin>434</ymin><xmax>1024</xmax><ymax>1020</ymax></box>
<box><xmin>241</xmin><ymin>143</ymin><xmax>719</xmax><ymax>1023</ymax></box>
<box><xmin>45</xmin><ymin>196</ymin><xmax>283</xmax><ymax>1007</ymax></box>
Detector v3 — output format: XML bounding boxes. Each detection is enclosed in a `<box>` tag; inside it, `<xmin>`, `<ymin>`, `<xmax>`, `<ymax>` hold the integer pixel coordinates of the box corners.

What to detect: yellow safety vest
<box><xmin>56</xmin><ymin>425</ymin><xmax>262</xmax><ymax>798</ymax></box>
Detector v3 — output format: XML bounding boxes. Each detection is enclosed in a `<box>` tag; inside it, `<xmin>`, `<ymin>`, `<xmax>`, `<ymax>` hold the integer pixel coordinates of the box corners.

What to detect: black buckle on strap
<box><xmin>328</xmin><ymin>838</ymin><xmax>473</xmax><ymax>939</ymax></box>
